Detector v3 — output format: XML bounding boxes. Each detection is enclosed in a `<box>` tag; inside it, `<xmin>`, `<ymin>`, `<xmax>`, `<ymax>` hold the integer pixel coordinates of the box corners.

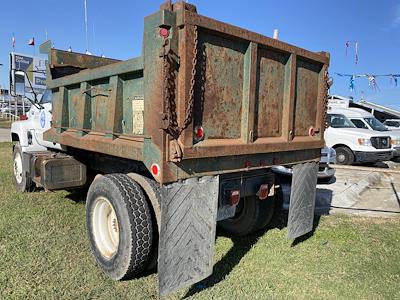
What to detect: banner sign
<box><xmin>10</xmin><ymin>52</ymin><xmax>47</xmax><ymax>95</ymax></box>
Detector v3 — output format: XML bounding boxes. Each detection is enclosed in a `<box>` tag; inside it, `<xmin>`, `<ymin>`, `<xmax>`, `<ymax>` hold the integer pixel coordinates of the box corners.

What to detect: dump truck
<box><xmin>11</xmin><ymin>1</ymin><xmax>330</xmax><ymax>297</ymax></box>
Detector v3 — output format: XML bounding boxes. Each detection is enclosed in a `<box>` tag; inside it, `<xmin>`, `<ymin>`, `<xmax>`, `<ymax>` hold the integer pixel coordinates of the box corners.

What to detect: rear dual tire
<box><xmin>218</xmin><ymin>195</ymin><xmax>275</xmax><ymax>236</ymax></box>
<box><xmin>86</xmin><ymin>174</ymin><xmax>154</xmax><ymax>280</ymax></box>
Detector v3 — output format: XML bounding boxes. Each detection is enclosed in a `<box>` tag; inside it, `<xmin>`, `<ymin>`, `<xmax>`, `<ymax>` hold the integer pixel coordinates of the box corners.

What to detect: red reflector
<box><xmin>19</xmin><ymin>115</ymin><xmax>28</xmax><ymax>120</ymax></box>
<box><xmin>151</xmin><ymin>164</ymin><xmax>160</xmax><ymax>176</ymax></box>
<box><xmin>159</xmin><ymin>28</ymin><xmax>170</xmax><ymax>38</ymax></box>
<box><xmin>258</xmin><ymin>184</ymin><xmax>269</xmax><ymax>200</ymax></box>
<box><xmin>230</xmin><ymin>190</ymin><xmax>240</xmax><ymax>206</ymax></box>
<box><xmin>194</xmin><ymin>126</ymin><xmax>204</xmax><ymax>140</ymax></box>
<box><xmin>309</xmin><ymin>126</ymin><xmax>315</xmax><ymax>136</ymax></box>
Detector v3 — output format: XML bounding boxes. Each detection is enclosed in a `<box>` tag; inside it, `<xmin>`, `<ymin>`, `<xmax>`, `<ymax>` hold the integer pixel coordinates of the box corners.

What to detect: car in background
<box><xmin>0</xmin><ymin>103</ymin><xmax>31</xmax><ymax>115</ymax></box>
<box><xmin>383</xmin><ymin>119</ymin><xmax>400</xmax><ymax>131</ymax></box>
<box><xmin>272</xmin><ymin>147</ymin><xmax>336</xmax><ymax>181</ymax></box>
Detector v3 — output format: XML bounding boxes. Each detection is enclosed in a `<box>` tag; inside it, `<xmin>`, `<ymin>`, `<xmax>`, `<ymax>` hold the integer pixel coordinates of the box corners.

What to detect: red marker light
<box><xmin>229</xmin><ymin>190</ymin><xmax>241</xmax><ymax>206</ymax></box>
<box><xmin>258</xmin><ymin>184</ymin><xmax>269</xmax><ymax>200</ymax></box>
<box><xmin>151</xmin><ymin>164</ymin><xmax>160</xmax><ymax>176</ymax></box>
<box><xmin>19</xmin><ymin>115</ymin><xmax>28</xmax><ymax>121</ymax></box>
<box><xmin>309</xmin><ymin>127</ymin><xmax>315</xmax><ymax>136</ymax></box>
<box><xmin>194</xmin><ymin>126</ymin><xmax>204</xmax><ymax>140</ymax></box>
<box><xmin>159</xmin><ymin>28</ymin><xmax>170</xmax><ymax>38</ymax></box>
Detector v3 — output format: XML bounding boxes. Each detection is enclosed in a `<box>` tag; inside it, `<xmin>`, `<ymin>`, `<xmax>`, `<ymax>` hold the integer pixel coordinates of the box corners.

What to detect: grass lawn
<box><xmin>0</xmin><ymin>117</ymin><xmax>12</xmax><ymax>129</ymax></box>
<box><xmin>0</xmin><ymin>141</ymin><xmax>399</xmax><ymax>299</ymax></box>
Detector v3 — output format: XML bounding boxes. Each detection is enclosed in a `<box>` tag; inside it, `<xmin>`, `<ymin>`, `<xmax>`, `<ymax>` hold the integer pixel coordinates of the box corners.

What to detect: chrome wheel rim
<box><xmin>337</xmin><ymin>153</ymin><xmax>346</xmax><ymax>163</ymax></box>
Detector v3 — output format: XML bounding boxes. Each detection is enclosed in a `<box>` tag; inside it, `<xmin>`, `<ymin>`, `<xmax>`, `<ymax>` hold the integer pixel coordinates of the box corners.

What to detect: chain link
<box><xmin>162</xmin><ymin>25</ymin><xmax>199</xmax><ymax>140</ymax></box>
<box><xmin>181</xmin><ymin>26</ymin><xmax>198</xmax><ymax>132</ymax></box>
<box><xmin>323</xmin><ymin>70</ymin><xmax>332</xmax><ymax>129</ymax></box>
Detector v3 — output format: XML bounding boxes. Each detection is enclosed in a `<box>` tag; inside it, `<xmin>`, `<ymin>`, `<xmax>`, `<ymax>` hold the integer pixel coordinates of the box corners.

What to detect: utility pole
<box><xmin>0</xmin><ymin>63</ymin><xmax>3</xmax><ymax>92</ymax></box>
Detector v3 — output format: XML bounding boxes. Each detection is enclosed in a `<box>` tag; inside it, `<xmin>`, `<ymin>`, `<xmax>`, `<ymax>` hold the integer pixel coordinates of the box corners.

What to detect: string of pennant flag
<box><xmin>335</xmin><ymin>73</ymin><xmax>400</xmax><ymax>92</ymax></box>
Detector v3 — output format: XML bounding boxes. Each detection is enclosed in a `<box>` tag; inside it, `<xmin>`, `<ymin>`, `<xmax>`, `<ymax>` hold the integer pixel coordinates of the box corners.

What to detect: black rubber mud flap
<box><xmin>287</xmin><ymin>162</ymin><xmax>318</xmax><ymax>240</ymax></box>
<box><xmin>158</xmin><ymin>176</ymin><xmax>219</xmax><ymax>297</ymax></box>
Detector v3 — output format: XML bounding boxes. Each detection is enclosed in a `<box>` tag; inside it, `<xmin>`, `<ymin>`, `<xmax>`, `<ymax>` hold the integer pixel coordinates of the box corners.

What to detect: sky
<box><xmin>0</xmin><ymin>0</ymin><xmax>399</xmax><ymax>108</ymax></box>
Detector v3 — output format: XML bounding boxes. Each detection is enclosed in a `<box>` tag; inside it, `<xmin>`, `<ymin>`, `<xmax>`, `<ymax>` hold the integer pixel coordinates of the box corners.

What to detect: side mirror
<box><xmin>13</xmin><ymin>70</ymin><xmax>26</xmax><ymax>97</ymax></box>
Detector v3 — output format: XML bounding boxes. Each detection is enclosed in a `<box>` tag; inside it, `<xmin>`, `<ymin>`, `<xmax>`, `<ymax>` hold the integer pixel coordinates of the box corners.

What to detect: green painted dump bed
<box><xmin>43</xmin><ymin>1</ymin><xmax>330</xmax><ymax>184</ymax></box>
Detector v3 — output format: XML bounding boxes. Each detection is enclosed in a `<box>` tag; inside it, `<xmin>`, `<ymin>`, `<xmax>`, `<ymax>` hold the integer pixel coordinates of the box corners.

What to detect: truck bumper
<box><xmin>393</xmin><ymin>147</ymin><xmax>400</xmax><ymax>157</ymax></box>
<box><xmin>354</xmin><ymin>151</ymin><xmax>393</xmax><ymax>163</ymax></box>
<box><xmin>318</xmin><ymin>164</ymin><xmax>335</xmax><ymax>179</ymax></box>
<box><xmin>272</xmin><ymin>164</ymin><xmax>335</xmax><ymax>179</ymax></box>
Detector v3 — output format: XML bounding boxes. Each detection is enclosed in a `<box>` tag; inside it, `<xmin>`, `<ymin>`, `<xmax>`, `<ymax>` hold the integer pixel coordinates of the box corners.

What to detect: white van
<box><xmin>383</xmin><ymin>119</ymin><xmax>400</xmax><ymax>131</ymax></box>
<box><xmin>325</xmin><ymin>111</ymin><xmax>393</xmax><ymax>165</ymax></box>
<box><xmin>334</xmin><ymin>108</ymin><xmax>400</xmax><ymax>162</ymax></box>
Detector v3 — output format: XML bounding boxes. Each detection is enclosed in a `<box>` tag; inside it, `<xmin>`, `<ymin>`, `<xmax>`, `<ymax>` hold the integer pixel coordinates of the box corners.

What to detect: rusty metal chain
<box><xmin>323</xmin><ymin>70</ymin><xmax>333</xmax><ymax>129</ymax></box>
<box><xmin>181</xmin><ymin>26</ymin><xmax>199</xmax><ymax>133</ymax></box>
<box><xmin>162</xmin><ymin>26</ymin><xmax>199</xmax><ymax>140</ymax></box>
<box><xmin>163</xmin><ymin>49</ymin><xmax>179</xmax><ymax>138</ymax></box>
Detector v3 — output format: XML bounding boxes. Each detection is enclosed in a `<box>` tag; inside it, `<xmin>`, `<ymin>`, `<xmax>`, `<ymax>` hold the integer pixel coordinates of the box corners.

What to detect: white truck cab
<box><xmin>11</xmin><ymin>90</ymin><xmax>61</xmax><ymax>152</ymax></box>
<box><xmin>11</xmin><ymin>90</ymin><xmax>62</xmax><ymax>191</ymax></box>
<box><xmin>325</xmin><ymin>110</ymin><xmax>393</xmax><ymax>165</ymax></box>
<box><xmin>335</xmin><ymin>107</ymin><xmax>400</xmax><ymax>161</ymax></box>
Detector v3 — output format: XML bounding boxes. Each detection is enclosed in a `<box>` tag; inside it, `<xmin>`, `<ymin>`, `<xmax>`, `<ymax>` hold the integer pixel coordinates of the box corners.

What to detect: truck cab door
<box><xmin>31</xmin><ymin>90</ymin><xmax>61</xmax><ymax>150</ymax></box>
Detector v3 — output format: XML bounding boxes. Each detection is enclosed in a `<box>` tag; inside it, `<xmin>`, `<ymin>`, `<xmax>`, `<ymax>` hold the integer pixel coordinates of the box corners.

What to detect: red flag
<box><xmin>28</xmin><ymin>37</ymin><xmax>35</xmax><ymax>46</ymax></box>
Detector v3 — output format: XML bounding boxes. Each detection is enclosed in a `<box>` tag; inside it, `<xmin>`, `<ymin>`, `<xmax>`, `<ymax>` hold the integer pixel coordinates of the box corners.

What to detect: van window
<box><xmin>364</xmin><ymin>117</ymin><xmax>388</xmax><ymax>131</ymax></box>
<box><xmin>384</xmin><ymin>120</ymin><xmax>400</xmax><ymax>127</ymax></box>
<box><xmin>351</xmin><ymin>119</ymin><xmax>368</xmax><ymax>129</ymax></box>
<box><xmin>327</xmin><ymin>114</ymin><xmax>355</xmax><ymax>128</ymax></box>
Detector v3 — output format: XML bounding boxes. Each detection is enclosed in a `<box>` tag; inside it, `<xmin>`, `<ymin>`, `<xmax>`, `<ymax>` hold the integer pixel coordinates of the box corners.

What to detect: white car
<box><xmin>335</xmin><ymin>108</ymin><xmax>400</xmax><ymax>162</ymax></box>
<box><xmin>324</xmin><ymin>112</ymin><xmax>393</xmax><ymax>165</ymax></box>
<box><xmin>272</xmin><ymin>147</ymin><xmax>336</xmax><ymax>180</ymax></box>
<box><xmin>383</xmin><ymin>119</ymin><xmax>400</xmax><ymax>131</ymax></box>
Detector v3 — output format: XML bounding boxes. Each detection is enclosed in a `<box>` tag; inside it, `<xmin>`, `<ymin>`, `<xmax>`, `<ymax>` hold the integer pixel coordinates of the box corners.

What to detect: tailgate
<box><xmin>174</xmin><ymin>6</ymin><xmax>329</xmax><ymax>159</ymax></box>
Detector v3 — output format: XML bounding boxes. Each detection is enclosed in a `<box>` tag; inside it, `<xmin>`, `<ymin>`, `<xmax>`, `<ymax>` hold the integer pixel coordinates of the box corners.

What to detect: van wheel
<box><xmin>218</xmin><ymin>196</ymin><xmax>275</xmax><ymax>236</ymax></box>
<box><xmin>86</xmin><ymin>174</ymin><xmax>153</xmax><ymax>280</ymax></box>
<box><xmin>13</xmin><ymin>142</ymin><xmax>33</xmax><ymax>192</ymax></box>
<box><xmin>335</xmin><ymin>146</ymin><xmax>354</xmax><ymax>165</ymax></box>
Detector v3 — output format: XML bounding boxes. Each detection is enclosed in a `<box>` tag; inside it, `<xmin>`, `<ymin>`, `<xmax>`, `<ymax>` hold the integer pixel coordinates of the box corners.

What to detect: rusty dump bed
<box><xmin>43</xmin><ymin>1</ymin><xmax>330</xmax><ymax>184</ymax></box>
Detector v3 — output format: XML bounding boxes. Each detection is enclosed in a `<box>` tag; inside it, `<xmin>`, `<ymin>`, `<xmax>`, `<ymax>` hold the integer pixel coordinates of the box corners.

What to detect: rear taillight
<box><xmin>229</xmin><ymin>190</ymin><xmax>240</xmax><ymax>206</ymax></box>
<box><xmin>258</xmin><ymin>184</ymin><xmax>269</xmax><ymax>200</ymax></box>
<box><xmin>19</xmin><ymin>115</ymin><xmax>28</xmax><ymax>120</ymax></box>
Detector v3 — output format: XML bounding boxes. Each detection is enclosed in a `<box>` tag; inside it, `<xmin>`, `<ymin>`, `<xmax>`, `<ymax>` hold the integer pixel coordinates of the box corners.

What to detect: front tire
<box><xmin>12</xmin><ymin>142</ymin><xmax>33</xmax><ymax>192</ymax></box>
<box><xmin>86</xmin><ymin>174</ymin><xmax>153</xmax><ymax>280</ymax></box>
<box><xmin>335</xmin><ymin>146</ymin><xmax>354</xmax><ymax>165</ymax></box>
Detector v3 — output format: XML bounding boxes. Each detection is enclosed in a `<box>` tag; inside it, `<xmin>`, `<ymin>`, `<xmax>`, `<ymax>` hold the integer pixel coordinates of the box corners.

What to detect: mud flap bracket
<box><xmin>158</xmin><ymin>176</ymin><xmax>219</xmax><ymax>297</ymax></box>
<box><xmin>287</xmin><ymin>162</ymin><xmax>318</xmax><ymax>240</ymax></box>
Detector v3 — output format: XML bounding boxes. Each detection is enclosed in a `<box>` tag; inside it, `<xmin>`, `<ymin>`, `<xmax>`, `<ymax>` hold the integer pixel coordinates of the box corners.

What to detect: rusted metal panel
<box><xmin>256</xmin><ymin>47</ymin><xmax>289</xmax><ymax>138</ymax></box>
<box><xmin>43</xmin><ymin>1</ymin><xmax>329</xmax><ymax>184</ymax></box>
<box><xmin>294</xmin><ymin>58</ymin><xmax>323</xmax><ymax>137</ymax></box>
<box><xmin>50</xmin><ymin>49</ymin><xmax>119</xmax><ymax>70</ymax></box>
<box><xmin>194</xmin><ymin>30</ymin><xmax>247</xmax><ymax>139</ymax></box>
